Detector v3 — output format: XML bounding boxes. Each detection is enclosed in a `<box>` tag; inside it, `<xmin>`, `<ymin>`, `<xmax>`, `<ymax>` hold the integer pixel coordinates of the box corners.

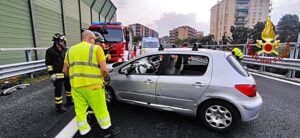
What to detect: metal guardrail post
<box><xmin>25</xmin><ymin>50</ymin><xmax>34</xmax><ymax>79</ymax></box>
<box><xmin>295</xmin><ymin>33</ymin><xmax>300</xmax><ymax>60</ymax></box>
<box><xmin>259</xmin><ymin>53</ymin><xmax>266</xmax><ymax>72</ymax></box>
<box><xmin>243</xmin><ymin>44</ymin><xmax>247</xmax><ymax>55</ymax></box>
<box><xmin>25</xmin><ymin>50</ymin><xmax>32</xmax><ymax>62</ymax></box>
<box><xmin>287</xmin><ymin>46</ymin><xmax>295</xmax><ymax>78</ymax></box>
<box><xmin>222</xmin><ymin>45</ymin><xmax>225</xmax><ymax>51</ymax></box>
<box><xmin>290</xmin><ymin>34</ymin><xmax>300</xmax><ymax>78</ymax></box>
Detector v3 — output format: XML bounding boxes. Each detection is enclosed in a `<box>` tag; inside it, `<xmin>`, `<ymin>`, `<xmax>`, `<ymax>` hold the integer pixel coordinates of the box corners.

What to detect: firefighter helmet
<box><xmin>52</xmin><ymin>33</ymin><xmax>66</xmax><ymax>42</ymax></box>
<box><xmin>93</xmin><ymin>31</ymin><xmax>105</xmax><ymax>43</ymax></box>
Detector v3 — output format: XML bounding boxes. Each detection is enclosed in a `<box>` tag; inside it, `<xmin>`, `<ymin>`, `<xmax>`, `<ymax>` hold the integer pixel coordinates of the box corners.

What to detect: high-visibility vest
<box><xmin>68</xmin><ymin>42</ymin><xmax>104</xmax><ymax>88</ymax></box>
<box><xmin>232</xmin><ymin>48</ymin><xmax>244</xmax><ymax>59</ymax></box>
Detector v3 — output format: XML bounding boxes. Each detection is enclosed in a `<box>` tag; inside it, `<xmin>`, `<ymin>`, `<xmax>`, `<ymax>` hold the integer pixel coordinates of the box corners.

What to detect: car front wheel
<box><xmin>105</xmin><ymin>86</ymin><xmax>116</xmax><ymax>105</ymax></box>
<box><xmin>199</xmin><ymin>100</ymin><xmax>241</xmax><ymax>133</ymax></box>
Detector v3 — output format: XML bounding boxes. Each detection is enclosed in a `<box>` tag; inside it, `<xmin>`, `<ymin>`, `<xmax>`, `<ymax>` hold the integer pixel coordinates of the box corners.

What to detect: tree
<box><xmin>231</xmin><ymin>26</ymin><xmax>252</xmax><ymax>44</ymax></box>
<box><xmin>277</xmin><ymin>14</ymin><xmax>300</xmax><ymax>42</ymax></box>
<box><xmin>187</xmin><ymin>37</ymin><xmax>198</xmax><ymax>44</ymax></box>
<box><xmin>199</xmin><ymin>34</ymin><xmax>215</xmax><ymax>45</ymax></box>
<box><xmin>250</xmin><ymin>22</ymin><xmax>265</xmax><ymax>41</ymax></box>
<box><xmin>174</xmin><ymin>38</ymin><xmax>183</xmax><ymax>45</ymax></box>
<box><xmin>132</xmin><ymin>36</ymin><xmax>142</xmax><ymax>43</ymax></box>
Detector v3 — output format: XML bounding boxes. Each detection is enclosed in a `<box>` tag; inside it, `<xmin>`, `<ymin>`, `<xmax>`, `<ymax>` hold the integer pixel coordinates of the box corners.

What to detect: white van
<box><xmin>141</xmin><ymin>37</ymin><xmax>159</xmax><ymax>53</ymax></box>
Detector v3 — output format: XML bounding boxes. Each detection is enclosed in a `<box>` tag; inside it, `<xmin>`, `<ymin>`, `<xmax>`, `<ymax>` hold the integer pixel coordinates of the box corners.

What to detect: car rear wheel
<box><xmin>199</xmin><ymin>100</ymin><xmax>240</xmax><ymax>133</ymax></box>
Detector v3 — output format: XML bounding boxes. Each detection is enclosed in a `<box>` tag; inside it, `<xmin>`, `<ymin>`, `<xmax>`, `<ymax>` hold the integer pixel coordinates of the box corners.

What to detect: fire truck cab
<box><xmin>89</xmin><ymin>22</ymin><xmax>127</xmax><ymax>63</ymax></box>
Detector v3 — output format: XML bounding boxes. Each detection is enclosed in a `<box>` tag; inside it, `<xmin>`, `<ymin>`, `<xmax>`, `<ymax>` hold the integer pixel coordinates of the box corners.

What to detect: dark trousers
<box><xmin>53</xmin><ymin>79</ymin><xmax>71</xmax><ymax>97</ymax></box>
<box><xmin>53</xmin><ymin>78</ymin><xmax>71</xmax><ymax>105</ymax></box>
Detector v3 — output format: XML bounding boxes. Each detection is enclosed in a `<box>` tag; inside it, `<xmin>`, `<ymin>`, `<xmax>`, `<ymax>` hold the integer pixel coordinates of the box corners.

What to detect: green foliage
<box><xmin>198</xmin><ymin>34</ymin><xmax>215</xmax><ymax>45</ymax></box>
<box><xmin>250</xmin><ymin>22</ymin><xmax>265</xmax><ymax>41</ymax></box>
<box><xmin>132</xmin><ymin>36</ymin><xmax>142</xmax><ymax>43</ymax></box>
<box><xmin>231</xmin><ymin>26</ymin><xmax>252</xmax><ymax>44</ymax></box>
<box><xmin>174</xmin><ymin>38</ymin><xmax>183</xmax><ymax>45</ymax></box>
<box><xmin>277</xmin><ymin>14</ymin><xmax>300</xmax><ymax>42</ymax></box>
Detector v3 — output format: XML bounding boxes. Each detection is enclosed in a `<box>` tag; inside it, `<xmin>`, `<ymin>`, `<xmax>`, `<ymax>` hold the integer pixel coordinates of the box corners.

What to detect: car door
<box><xmin>112</xmin><ymin>54</ymin><xmax>163</xmax><ymax>104</ymax></box>
<box><xmin>156</xmin><ymin>54</ymin><xmax>212</xmax><ymax>109</ymax></box>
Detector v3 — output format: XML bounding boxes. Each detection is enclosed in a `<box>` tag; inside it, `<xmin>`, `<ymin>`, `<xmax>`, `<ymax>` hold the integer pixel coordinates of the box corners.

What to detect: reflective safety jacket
<box><xmin>67</xmin><ymin>42</ymin><xmax>104</xmax><ymax>88</ymax></box>
<box><xmin>45</xmin><ymin>45</ymin><xmax>67</xmax><ymax>79</ymax></box>
<box><xmin>232</xmin><ymin>48</ymin><xmax>244</xmax><ymax>59</ymax></box>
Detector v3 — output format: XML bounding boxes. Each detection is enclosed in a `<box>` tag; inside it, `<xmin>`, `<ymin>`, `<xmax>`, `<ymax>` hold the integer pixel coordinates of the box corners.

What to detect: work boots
<box><xmin>81</xmin><ymin>131</ymin><xmax>93</xmax><ymax>138</ymax></box>
<box><xmin>56</xmin><ymin>104</ymin><xmax>67</xmax><ymax>113</ymax></box>
<box><xmin>66</xmin><ymin>96</ymin><xmax>74</xmax><ymax>106</ymax></box>
<box><xmin>103</xmin><ymin>126</ymin><xmax>121</xmax><ymax>138</ymax></box>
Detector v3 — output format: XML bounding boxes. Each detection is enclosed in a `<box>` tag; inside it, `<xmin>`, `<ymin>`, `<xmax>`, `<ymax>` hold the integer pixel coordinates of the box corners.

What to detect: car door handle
<box><xmin>192</xmin><ymin>82</ymin><xmax>206</xmax><ymax>87</ymax></box>
<box><xmin>145</xmin><ymin>79</ymin><xmax>154</xmax><ymax>84</ymax></box>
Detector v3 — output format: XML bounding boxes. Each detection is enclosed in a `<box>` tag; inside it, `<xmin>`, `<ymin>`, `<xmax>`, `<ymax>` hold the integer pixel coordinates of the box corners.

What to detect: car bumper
<box><xmin>236</xmin><ymin>92</ymin><xmax>263</xmax><ymax>122</ymax></box>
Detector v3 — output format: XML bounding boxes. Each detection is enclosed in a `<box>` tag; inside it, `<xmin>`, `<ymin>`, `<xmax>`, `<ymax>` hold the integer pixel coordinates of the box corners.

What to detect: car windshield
<box><xmin>103</xmin><ymin>28</ymin><xmax>123</xmax><ymax>42</ymax></box>
<box><xmin>143</xmin><ymin>42</ymin><xmax>159</xmax><ymax>48</ymax></box>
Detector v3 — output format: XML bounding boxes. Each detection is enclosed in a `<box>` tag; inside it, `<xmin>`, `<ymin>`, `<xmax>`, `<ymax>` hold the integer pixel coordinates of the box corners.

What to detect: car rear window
<box><xmin>226</xmin><ymin>55</ymin><xmax>249</xmax><ymax>77</ymax></box>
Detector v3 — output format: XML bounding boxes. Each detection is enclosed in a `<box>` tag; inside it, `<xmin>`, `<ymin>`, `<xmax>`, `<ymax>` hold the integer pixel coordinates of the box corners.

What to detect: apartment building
<box><xmin>210</xmin><ymin>0</ymin><xmax>270</xmax><ymax>42</ymax></box>
<box><xmin>128</xmin><ymin>23</ymin><xmax>159</xmax><ymax>38</ymax></box>
<box><xmin>169</xmin><ymin>26</ymin><xmax>198</xmax><ymax>43</ymax></box>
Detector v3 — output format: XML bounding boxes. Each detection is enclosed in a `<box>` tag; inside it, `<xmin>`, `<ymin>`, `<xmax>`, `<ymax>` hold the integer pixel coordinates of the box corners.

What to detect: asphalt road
<box><xmin>0</xmin><ymin>80</ymin><xmax>74</xmax><ymax>138</ymax></box>
<box><xmin>0</xmin><ymin>75</ymin><xmax>299</xmax><ymax>138</ymax></box>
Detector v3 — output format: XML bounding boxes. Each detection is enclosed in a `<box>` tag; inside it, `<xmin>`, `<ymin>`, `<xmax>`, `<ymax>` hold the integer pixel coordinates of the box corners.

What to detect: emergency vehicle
<box><xmin>141</xmin><ymin>37</ymin><xmax>159</xmax><ymax>54</ymax></box>
<box><xmin>89</xmin><ymin>22</ymin><xmax>128</xmax><ymax>63</ymax></box>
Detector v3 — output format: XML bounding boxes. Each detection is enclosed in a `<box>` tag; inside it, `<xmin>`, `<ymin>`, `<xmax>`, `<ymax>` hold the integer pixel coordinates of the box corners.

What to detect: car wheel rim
<box><xmin>105</xmin><ymin>88</ymin><xmax>112</xmax><ymax>103</ymax></box>
<box><xmin>205</xmin><ymin>105</ymin><xmax>232</xmax><ymax>129</ymax></box>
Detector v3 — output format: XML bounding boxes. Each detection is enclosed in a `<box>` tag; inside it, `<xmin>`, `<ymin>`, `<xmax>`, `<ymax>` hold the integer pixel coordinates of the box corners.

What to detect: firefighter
<box><xmin>63</xmin><ymin>30</ymin><xmax>120</xmax><ymax>137</ymax></box>
<box><xmin>93</xmin><ymin>31</ymin><xmax>111</xmax><ymax>62</ymax></box>
<box><xmin>231</xmin><ymin>47</ymin><xmax>244</xmax><ymax>62</ymax></box>
<box><xmin>45</xmin><ymin>33</ymin><xmax>73</xmax><ymax>113</ymax></box>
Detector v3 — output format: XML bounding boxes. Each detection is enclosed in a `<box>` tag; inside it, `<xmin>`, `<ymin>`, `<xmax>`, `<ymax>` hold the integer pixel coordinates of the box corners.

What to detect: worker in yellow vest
<box><xmin>63</xmin><ymin>30</ymin><xmax>120</xmax><ymax>137</ymax></box>
<box><xmin>231</xmin><ymin>47</ymin><xmax>244</xmax><ymax>62</ymax></box>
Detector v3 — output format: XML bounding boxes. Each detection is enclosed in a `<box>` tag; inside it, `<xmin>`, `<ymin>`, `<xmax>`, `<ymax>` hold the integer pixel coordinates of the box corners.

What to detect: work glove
<box><xmin>104</xmin><ymin>76</ymin><xmax>111</xmax><ymax>86</ymax></box>
<box><xmin>50</xmin><ymin>74</ymin><xmax>57</xmax><ymax>81</ymax></box>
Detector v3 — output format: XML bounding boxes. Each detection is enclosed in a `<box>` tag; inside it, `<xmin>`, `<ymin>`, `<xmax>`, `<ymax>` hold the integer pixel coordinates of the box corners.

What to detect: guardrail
<box><xmin>242</xmin><ymin>56</ymin><xmax>300</xmax><ymax>78</ymax></box>
<box><xmin>242</xmin><ymin>56</ymin><xmax>300</xmax><ymax>71</ymax></box>
<box><xmin>200</xmin><ymin>40</ymin><xmax>300</xmax><ymax>78</ymax></box>
<box><xmin>0</xmin><ymin>47</ymin><xmax>48</xmax><ymax>80</ymax></box>
<box><xmin>0</xmin><ymin>60</ymin><xmax>46</xmax><ymax>80</ymax></box>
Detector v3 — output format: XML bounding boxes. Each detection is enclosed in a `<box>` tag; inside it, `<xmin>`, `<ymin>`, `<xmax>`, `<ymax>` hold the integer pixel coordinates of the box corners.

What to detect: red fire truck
<box><xmin>89</xmin><ymin>22</ymin><xmax>129</xmax><ymax>63</ymax></box>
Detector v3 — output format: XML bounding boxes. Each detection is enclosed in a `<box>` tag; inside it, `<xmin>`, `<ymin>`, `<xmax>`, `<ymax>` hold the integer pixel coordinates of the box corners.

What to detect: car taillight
<box><xmin>235</xmin><ymin>84</ymin><xmax>256</xmax><ymax>97</ymax></box>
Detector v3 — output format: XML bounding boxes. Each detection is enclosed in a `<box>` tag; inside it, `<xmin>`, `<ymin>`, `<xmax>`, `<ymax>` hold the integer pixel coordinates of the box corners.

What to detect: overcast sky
<box><xmin>111</xmin><ymin>0</ymin><xmax>300</xmax><ymax>36</ymax></box>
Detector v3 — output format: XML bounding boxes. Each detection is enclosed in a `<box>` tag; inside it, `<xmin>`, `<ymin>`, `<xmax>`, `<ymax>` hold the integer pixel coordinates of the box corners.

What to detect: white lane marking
<box><xmin>250</xmin><ymin>72</ymin><xmax>300</xmax><ymax>86</ymax></box>
<box><xmin>55</xmin><ymin>117</ymin><xmax>77</xmax><ymax>138</ymax></box>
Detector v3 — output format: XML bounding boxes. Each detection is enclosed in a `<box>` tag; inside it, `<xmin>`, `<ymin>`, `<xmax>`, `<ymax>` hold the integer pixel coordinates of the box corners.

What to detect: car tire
<box><xmin>105</xmin><ymin>86</ymin><xmax>116</xmax><ymax>106</ymax></box>
<box><xmin>199</xmin><ymin>100</ymin><xmax>241</xmax><ymax>133</ymax></box>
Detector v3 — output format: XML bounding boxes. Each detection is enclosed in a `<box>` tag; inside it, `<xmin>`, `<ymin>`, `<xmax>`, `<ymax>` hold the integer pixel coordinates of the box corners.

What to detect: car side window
<box><xmin>120</xmin><ymin>55</ymin><xmax>162</xmax><ymax>75</ymax></box>
<box><xmin>120</xmin><ymin>63</ymin><xmax>132</xmax><ymax>74</ymax></box>
<box><xmin>164</xmin><ymin>54</ymin><xmax>209</xmax><ymax>76</ymax></box>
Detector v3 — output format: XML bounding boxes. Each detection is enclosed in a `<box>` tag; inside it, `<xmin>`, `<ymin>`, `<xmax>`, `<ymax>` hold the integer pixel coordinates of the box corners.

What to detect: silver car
<box><xmin>106</xmin><ymin>49</ymin><xmax>262</xmax><ymax>132</ymax></box>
